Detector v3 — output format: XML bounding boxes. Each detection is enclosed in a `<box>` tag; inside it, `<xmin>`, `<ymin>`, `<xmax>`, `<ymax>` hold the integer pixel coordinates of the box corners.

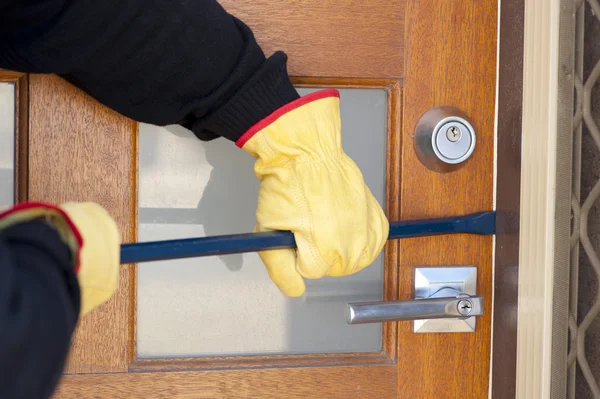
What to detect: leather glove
<box><xmin>0</xmin><ymin>202</ymin><xmax>119</xmax><ymax>316</ymax></box>
<box><xmin>237</xmin><ymin>89</ymin><xmax>389</xmax><ymax>296</ymax></box>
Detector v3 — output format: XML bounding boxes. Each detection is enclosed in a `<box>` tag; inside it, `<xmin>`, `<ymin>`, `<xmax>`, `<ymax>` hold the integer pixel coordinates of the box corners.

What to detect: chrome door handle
<box><xmin>346</xmin><ymin>294</ymin><xmax>483</xmax><ymax>324</ymax></box>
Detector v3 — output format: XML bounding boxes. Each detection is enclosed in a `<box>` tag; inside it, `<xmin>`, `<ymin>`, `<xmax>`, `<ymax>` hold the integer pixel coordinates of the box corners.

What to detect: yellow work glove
<box><xmin>236</xmin><ymin>89</ymin><xmax>389</xmax><ymax>296</ymax></box>
<box><xmin>0</xmin><ymin>202</ymin><xmax>119</xmax><ymax>316</ymax></box>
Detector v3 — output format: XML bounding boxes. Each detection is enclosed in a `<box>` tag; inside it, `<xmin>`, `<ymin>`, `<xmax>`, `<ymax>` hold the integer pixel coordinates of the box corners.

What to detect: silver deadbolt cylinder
<box><xmin>413</xmin><ymin>106</ymin><xmax>476</xmax><ymax>173</ymax></box>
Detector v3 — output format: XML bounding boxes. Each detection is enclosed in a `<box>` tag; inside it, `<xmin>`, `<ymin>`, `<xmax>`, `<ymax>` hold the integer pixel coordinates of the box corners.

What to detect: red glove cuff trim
<box><xmin>235</xmin><ymin>89</ymin><xmax>340</xmax><ymax>148</ymax></box>
<box><xmin>0</xmin><ymin>202</ymin><xmax>84</xmax><ymax>273</ymax></box>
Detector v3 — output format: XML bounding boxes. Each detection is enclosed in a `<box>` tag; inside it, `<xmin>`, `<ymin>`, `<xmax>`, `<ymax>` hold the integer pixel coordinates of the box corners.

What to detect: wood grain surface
<box><xmin>55</xmin><ymin>365</ymin><xmax>397</xmax><ymax>399</ymax></box>
<box><xmin>219</xmin><ymin>1</ymin><xmax>405</xmax><ymax>78</ymax></box>
<box><xmin>28</xmin><ymin>74</ymin><xmax>137</xmax><ymax>373</ymax></box>
<box><xmin>398</xmin><ymin>0</ymin><xmax>497</xmax><ymax>398</ymax></box>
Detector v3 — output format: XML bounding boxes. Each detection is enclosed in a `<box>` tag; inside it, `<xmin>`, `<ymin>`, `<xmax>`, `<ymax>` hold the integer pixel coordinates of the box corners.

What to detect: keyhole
<box><xmin>457</xmin><ymin>299</ymin><xmax>473</xmax><ymax>316</ymax></box>
<box><xmin>446</xmin><ymin>126</ymin><xmax>461</xmax><ymax>142</ymax></box>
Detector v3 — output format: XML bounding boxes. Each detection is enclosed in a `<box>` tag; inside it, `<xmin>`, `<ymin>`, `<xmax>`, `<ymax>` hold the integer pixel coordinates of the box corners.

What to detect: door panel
<box><xmin>1</xmin><ymin>0</ymin><xmax>497</xmax><ymax>397</ymax></box>
<box><xmin>137</xmin><ymin>88</ymin><xmax>387</xmax><ymax>358</ymax></box>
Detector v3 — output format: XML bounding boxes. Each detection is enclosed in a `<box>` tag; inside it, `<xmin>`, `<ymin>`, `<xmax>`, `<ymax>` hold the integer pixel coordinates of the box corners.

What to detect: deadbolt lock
<box><xmin>413</xmin><ymin>106</ymin><xmax>477</xmax><ymax>172</ymax></box>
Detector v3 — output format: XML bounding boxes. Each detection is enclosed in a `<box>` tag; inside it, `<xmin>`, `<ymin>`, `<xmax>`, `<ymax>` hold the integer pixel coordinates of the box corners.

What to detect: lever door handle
<box><xmin>346</xmin><ymin>294</ymin><xmax>483</xmax><ymax>324</ymax></box>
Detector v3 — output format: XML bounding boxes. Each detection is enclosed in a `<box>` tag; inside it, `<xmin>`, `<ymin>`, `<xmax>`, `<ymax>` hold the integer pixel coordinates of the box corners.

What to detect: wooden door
<box><xmin>1</xmin><ymin>0</ymin><xmax>497</xmax><ymax>397</ymax></box>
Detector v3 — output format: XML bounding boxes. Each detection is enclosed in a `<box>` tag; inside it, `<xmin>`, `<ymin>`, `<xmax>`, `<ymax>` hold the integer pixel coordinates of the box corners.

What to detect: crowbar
<box><xmin>120</xmin><ymin>211</ymin><xmax>496</xmax><ymax>264</ymax></box>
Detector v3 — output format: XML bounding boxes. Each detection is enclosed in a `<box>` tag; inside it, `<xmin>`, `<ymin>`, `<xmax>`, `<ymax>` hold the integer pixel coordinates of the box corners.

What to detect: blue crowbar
<box><xmin>120</xmin><ymin>211</ymin><xmax>496</xmax><ymax>264</ymax></box>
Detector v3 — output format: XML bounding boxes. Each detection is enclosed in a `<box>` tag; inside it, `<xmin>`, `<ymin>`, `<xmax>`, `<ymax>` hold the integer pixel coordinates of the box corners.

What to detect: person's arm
<box><xmin>0</xmin><ymin>0</ymin><xmax>388</xmax><ymax>300</ymax></box>
<box><xmin>0</xmin><ymin>0</ymin><xmax>299</xmax><ymax>141</ymax></box>
<box><xmin>0</xmin><ymin>202</ymin><xmax>119</xmax><ymax>398</ymax></box>
<box><xmin>0</xmin><ymin>220</ymin><xmax>79</xmax><ymax>399</ymax></box>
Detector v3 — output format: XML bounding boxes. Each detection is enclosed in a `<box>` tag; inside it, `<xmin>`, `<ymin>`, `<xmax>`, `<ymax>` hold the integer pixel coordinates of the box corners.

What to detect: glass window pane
<box><xmin>137</xmin><ymin>88</ymin><xmax>387</xmax><ymax>358</ymax></box>
<box><xmin>0</xmin><ymin>83</ymin><xmax>15</xmax><ymax>208</ymax></box>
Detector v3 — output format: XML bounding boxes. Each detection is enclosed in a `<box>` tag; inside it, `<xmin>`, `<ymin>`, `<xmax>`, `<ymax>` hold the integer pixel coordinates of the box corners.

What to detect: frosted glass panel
<box><xmin>0</xmin><ymin>83</ymin><xmax>15</xmax><ymax>208</ymax></box>
<box><xmin>137</xmin><ymin>88</ymin><xmax>387</xmax><ymax>357</ymax></box>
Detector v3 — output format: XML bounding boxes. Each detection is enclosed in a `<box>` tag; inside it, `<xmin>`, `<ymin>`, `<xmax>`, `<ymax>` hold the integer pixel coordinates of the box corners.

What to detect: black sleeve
<box><xmin>0</xmin><ymin>221</ymin><xmax>80</xmax><ymax>399</ymax></box>
<box><xmin>0</xmin><ymin>0</ymin><xmax>299</xmax><ymax>142</ymax></box>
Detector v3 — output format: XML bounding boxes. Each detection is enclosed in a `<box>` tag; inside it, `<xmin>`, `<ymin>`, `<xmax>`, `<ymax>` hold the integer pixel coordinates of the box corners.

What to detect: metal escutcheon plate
<box><xmin>413</xmin><ymin>106</ymin><xmax>476</xmax><ymax>172</ymax></box>
<box><xmin>414</xmin><ymin>266</ymin><xmax>478</xmax><ymax>333</ymax></box>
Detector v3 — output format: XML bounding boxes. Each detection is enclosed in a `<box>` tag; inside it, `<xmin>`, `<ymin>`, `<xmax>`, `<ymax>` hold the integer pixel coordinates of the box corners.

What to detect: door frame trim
<box><xmin>515</xmin><ymin>0</ymin><xmax>560</xmax><ymax>390</ymax></box>
<box><xmin>0</xmin><ymin>71</ymin><xmax>29</xmax><ymax>203</ymax></box>
<box><xmin>491</xmin><ymin>0</ymin><xmax>524</xmax><ymax>397</ymax></box>
<box><xmin>493</xmin><ymin>0</ymin><xmax>568</xmax><ymax>397</ymax></box>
